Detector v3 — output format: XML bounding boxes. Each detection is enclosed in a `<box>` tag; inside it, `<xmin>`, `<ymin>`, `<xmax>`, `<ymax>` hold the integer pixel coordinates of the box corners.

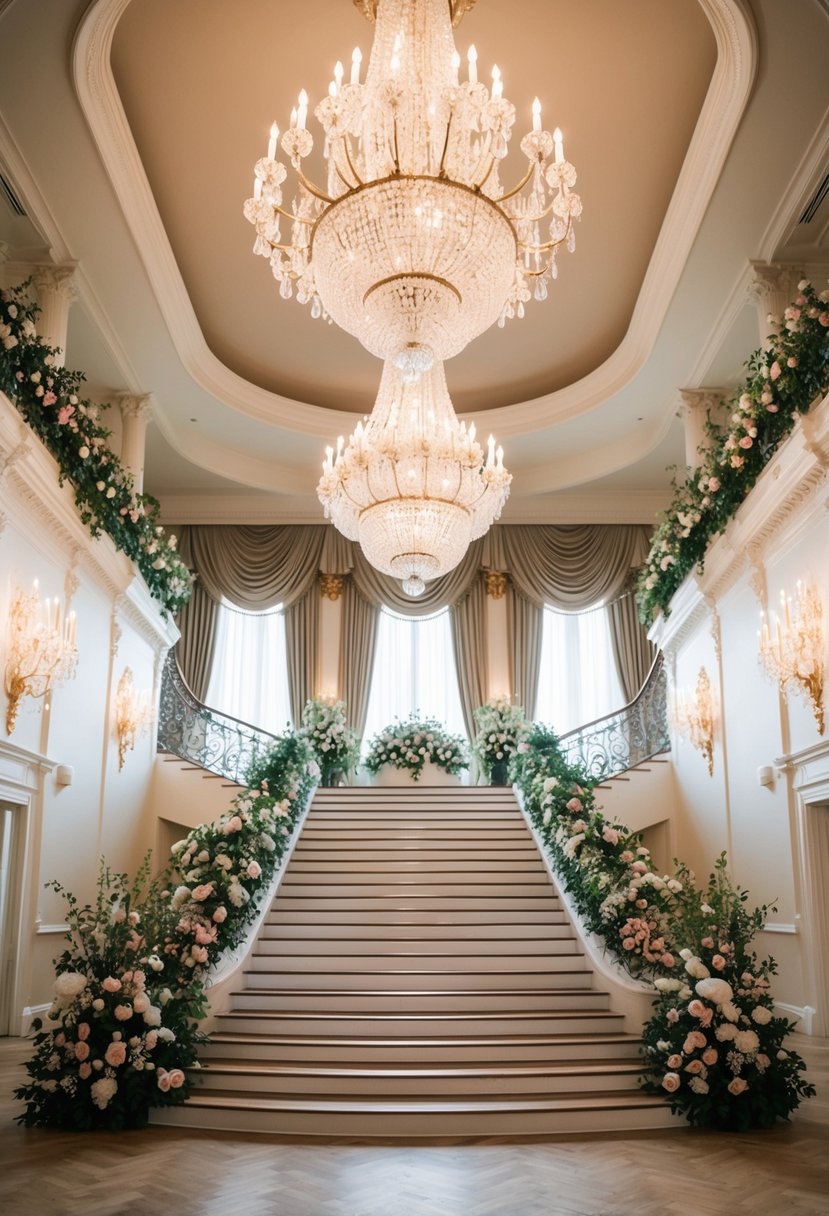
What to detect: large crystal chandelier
<box><xmin>244</xmin><ymin>0</ymin><xmax>581</xmax><ymax>592</ymax></box>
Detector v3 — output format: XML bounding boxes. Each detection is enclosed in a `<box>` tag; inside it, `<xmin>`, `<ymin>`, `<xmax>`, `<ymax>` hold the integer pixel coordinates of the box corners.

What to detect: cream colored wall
<box><xmin>652</xmin><ymin>396</ymin><xmax>829</xmax><ymax>1031</ymax></box>
<box><xmin>0</xmin><ymin>392</ymin><xmax>177</xmax><ymax>1030</ymax></box>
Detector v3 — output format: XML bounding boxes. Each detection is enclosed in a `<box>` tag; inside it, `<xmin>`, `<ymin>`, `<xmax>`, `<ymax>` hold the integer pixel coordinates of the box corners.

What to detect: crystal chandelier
<box><xmin>244</xmin><ymin>0</ymin><xmax>581</xmax><ymax>591</ymax></box>
<box><xmin>318</xmin><ymin>358</ymin><xmax>509</xmax><ymax>595</ymax></box>
<box><xmin>4</xmin><ymin>581</ymin><xmax>78</xmax><ymax>734</ymax></box>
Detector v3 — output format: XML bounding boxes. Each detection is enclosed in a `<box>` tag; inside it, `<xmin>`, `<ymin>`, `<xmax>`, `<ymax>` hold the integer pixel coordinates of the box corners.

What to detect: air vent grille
<box><xmin>0</xmin><ymin>171</ymin><xmax>26</xmax><ymax>217</ymax></box>
<box><xmin>799</xmin><ymin>170</ymin><xmax>829</xmax><ymax>225</ymax></box>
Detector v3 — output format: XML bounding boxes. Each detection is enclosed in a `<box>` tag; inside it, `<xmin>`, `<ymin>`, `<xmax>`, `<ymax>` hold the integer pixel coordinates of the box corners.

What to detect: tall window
<box><xmin>205</xmin><ymin>601</ymin><xmax>292</xmax><ymax>733</ymax></box>
<box><xmin>535</xmin><ymin>603</ymin><xmax>624</xmax><ymax>736</ymax></box>
<box><xmin>362</xmin><ymin>608</ymin><xmax>466</xmax><ymax>749</ymax></box>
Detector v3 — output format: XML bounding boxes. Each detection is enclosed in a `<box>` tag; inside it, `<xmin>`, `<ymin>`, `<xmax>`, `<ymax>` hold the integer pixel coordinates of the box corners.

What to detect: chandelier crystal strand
<box><xmin>317</xmin><ymin>359</ymin><xmax>511</xmax><ymax>595</ymax></box>
<box><xmin>244</xmin><ymin>0</ymin><xmax>582</xmax><ymax>371</ymax></box>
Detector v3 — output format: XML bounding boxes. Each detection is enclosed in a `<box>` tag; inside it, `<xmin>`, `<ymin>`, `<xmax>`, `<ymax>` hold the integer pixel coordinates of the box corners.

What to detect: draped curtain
<box><xmin>174</xmin><ymin>522</ymin><xmax>654</xmax><ymax>734</ymax></box>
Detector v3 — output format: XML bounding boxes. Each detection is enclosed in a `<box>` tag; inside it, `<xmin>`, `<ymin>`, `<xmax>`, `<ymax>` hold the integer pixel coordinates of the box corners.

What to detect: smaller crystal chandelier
<box><xmin>672</xmin><ymin>666</ymin><xmax>715</xmax><ymax>776</ymax></box>
<box><xmin>759</xmin><ymin>582</ymin><xmax>825</xmax><ymax>734</ymax></box>
<box><xmin>4</xmin><ymin>581</ymin><xmax>78</xmax><ymax>734</ymax></box>
<box><xmin>113</xmin><ymin>667</ymin><xmax>154</xmax><ymax>770</ymax></box>
<box><xmin>317</xmin><ymin>358</ymin><xmax>510</xmax><ymax>594</ymax></box>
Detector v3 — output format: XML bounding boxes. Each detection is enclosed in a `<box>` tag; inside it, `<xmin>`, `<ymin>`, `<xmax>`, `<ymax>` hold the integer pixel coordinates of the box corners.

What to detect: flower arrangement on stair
<box><xmin>364</xmin><ymin>714</ymin><xmax>469</xmax><ymax>783</ymax></box>
<box><xmin>15</xmin><ymin>734</ymin><xmax>318</xmax><ymax>1130</ymax></box>
<box><xmin>511</xmin><ymin>724</ymin><xmax>814</xmax><ymax>1129</ymax></box>
<box><xmin>472</xmin><ymin>695</ymin><xmax>529</xmax><ymax>784</ymax></box>
<box><xmin>0</xmin><ymin>282</ymin><xmax>192</xmax><ymax>615</ymax></box>
<box><xmin>298</xmin><ymin>695</ymin><xmax>360</xmax><ymax>785</ymax></box>
<box><xmin>637</xmin><ymin>278</ymin><xmax>829</xmax><ymax>624</ymax></box>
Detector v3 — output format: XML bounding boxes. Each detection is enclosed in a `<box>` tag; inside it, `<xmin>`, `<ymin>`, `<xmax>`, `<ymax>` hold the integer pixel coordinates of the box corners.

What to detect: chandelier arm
<box><xmin>340</xmin><ymin>134</ymin><xmax>366</xmax><ymax>188</ymax></box>
<box><xmin>272</xmin><ymin>205</ymin><xmax>315</xmax><ymax>226</ymax></box>
<box><xmin>471</xmin><ymin>133</ymin><xmax>496</xmax><ymax>190</ymax></box>
<box><xmin>295</xmin><ymin>170</ymin><xmax>336</xmax><ymax>204</ymax></box>
<box><xmin>392</xmin><ymin>116</ymin><xmax>401</xmax><ymax>174</ymax></box>
<box><xmin>438</xmin><ymin>109</ymin><xmax>455</xmax><ymax>178</ymax></box>
<box><xmin>499</xmin><ymin>162</ymin><xmax>538</xmax><ymax>202</ymax></box>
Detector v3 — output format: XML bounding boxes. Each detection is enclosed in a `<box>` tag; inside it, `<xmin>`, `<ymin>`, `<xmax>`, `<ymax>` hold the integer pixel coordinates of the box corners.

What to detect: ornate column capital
<box><xmin>484</xmin><ymin>569</ymin><xmax>508</xmax><ymax>599</ymax></box>
<box><xmin>118</xmin><ymin>393</ymin><xmax>153</xmax><ymax>493</ymax></box>
<box><xmin>31</xmin><ymin>262</ymin><xmax>78</xmax><ymax>303</ymax></box>
<box><xmin>676</xmin><ymin>389</ymin><xmax>726</xmax><ymax>467</ymax></box>
<box><xmin>319</xmin><ymin>573</ymin><xmax>345</xmax><ymax>601</ymax></box>
<box><xmin>747</xmin><ymin>261</ymin><xmax>800</xmax><ymax>347</ymax></box>
<box><xmin>118</xmin><ymin>392</ymin><xmax>153</xmax><ymax>422</ymax></box>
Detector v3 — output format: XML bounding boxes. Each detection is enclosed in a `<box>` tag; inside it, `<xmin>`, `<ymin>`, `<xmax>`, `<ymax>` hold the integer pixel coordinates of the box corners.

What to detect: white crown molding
<box><xmin>72</xmin><ymin>0</ymin><xmax>757</xmax><ymax>442</ymax></box>
<box><xmin>649</xmin><ymin>390</ymin><xmax>829</xmax><ymax>655</ymax></box>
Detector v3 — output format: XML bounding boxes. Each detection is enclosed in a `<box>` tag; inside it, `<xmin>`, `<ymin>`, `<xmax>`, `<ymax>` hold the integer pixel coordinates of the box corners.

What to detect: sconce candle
<box><xmin>4</xmin><ymin>581</ymin><xmax>78</xmax><ymax>734</ymax></box>
<box><xmin>672</xmin><ymin>666</ymin><xmax>715</xmax><ymax>776</ymax></box>
<box><xmin>114</xmin><ymin>667</ymin><xmax>154</xmax><ymax>770</ymax></box>
<box><xmin>758</xmin><ymin>581</ymin><xmax>824</xmax><ymax>734</ymax></box>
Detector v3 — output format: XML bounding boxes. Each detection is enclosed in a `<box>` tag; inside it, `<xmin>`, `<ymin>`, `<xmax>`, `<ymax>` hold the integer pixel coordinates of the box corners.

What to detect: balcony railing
<box><xmin>557</xmin><ymin>652</ymin><xmax>670</xmax><ymax>780</ymax></box>
<box><xmin>157</xmin><ymin>651</ymin><xmax>280</xmax><ymax>785</ymax></box>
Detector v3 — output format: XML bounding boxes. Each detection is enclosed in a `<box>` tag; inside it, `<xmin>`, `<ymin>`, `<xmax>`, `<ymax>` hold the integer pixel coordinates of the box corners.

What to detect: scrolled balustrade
<box><xmin>157</xmin><ymin>650</ymin><xmax>280</xmax><ymax>785</ymax></box>
<box><xmin>558</xmin><ymin>652</ymin><xmax>669</xmax><ymax>780</ymax></box>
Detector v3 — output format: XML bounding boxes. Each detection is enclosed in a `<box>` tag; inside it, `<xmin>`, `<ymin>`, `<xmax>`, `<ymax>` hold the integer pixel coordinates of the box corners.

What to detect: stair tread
<box><xmin>207</xmin><ymin>1031</ymin><xmax>641</xmax><ymax>1047</ymax></box>
<box><xmin>200</xmin><ymin>1060</ymin><xmax>644</xmax><ymax>1078</ymax></box>
<box><xmin>176</xmin><ymin>1090</ymin><xmax>667</xmax><ymax>1114</ymax></box>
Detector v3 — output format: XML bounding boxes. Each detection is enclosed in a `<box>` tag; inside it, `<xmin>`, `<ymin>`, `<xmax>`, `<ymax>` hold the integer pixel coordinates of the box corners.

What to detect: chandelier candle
<box><xmin>244</xmin><ymin>0</ymin><xmax>581</xmax><ymax>591</ymax></box>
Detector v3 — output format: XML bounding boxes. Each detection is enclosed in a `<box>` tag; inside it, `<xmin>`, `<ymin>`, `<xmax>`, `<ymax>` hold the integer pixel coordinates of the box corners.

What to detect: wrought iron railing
<box><xmin>557</xmin><ymin>652</ymin><xmax>670</xmax><ymax>780</ymax></box>
<box><xmin>157</xmin><ymin>651</ymin><xmax>281</xmax><ymax>785</ymax></box>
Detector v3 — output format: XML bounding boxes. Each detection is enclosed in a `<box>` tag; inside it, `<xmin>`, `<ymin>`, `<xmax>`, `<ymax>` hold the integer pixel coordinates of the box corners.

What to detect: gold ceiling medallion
<box><xmin>353</xmin><ymin>0</ymin><xmax>479</xmax><ymax>27</ymax></box>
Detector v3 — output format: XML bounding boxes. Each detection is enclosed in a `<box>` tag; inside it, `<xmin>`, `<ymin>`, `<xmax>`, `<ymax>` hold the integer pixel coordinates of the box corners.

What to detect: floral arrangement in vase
<box><xmin>298</xmin><ymin>695</ymin><xmax>360</xmax><ymax>785</ymax></box>
<box><xmin>364</xmin><ymin>715</ymin><xmax>469</xmax><ymax>782</ymax></box>
<box><xmin>472</xmin><ymin>695</ymin><xmax>529</xmax><ymax>784</ymax></box>
<box><xmin>15</xmin><ymin>735</ymin><xmax>318</xmax><ymax>1130</ymax></box>
<box><xmin>0</xmin><ymin>282</ymin><xmax>192</xmax><ymax>614</ymax></box>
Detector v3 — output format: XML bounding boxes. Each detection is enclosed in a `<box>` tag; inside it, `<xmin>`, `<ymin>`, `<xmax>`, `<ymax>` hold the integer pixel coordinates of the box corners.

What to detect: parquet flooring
<box><xmin>1</xmin><ymin>1033</ymin><xmax>827</xmax><ymax>1216</ymax></box>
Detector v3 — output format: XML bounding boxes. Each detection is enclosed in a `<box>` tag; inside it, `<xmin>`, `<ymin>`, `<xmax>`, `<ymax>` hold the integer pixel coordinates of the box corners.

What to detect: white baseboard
<box><xmin>774</xmin><ymin>1001</ymin><xmax>816</xmax><ymax>1035</ymax></box>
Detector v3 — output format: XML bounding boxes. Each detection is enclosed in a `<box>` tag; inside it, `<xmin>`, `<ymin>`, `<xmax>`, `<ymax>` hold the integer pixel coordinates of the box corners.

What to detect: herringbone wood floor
<box><xmin>1</xmin><ymin>1034</ymin><xmax>827</xmax><ymax>1216</ymax></box>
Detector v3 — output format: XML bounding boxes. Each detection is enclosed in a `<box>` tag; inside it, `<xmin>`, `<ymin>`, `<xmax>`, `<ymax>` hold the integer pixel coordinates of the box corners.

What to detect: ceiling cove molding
<box><xmin>73</xmin><ymin>0</ymin><xmax>757</xmax><ymax>442</ymax></box>
<box><xmin>758</xmin><ymin>102</ymin><xmax>829</xmax><ymax>262</ymax></box>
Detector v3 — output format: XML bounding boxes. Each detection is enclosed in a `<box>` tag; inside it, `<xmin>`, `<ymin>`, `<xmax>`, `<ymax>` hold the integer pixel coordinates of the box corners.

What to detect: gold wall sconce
<box><xmin>114</xmin><ymin>667</ymin><xmax>154</xmax><ymax>769</ymax></box>
<box><xmin>759</xmin><ymin>581</ymin><xmax>824</xmax><ymax>734</ymax></box>
<box><xmin>673</xmin><ymin>666</ymin><xmax>715</xmax><ymax>776</ymax></box>
<box><xmin>4</xmin><ymin>581</ymin><xmax>78</xmax><ymax>734</ymax></box>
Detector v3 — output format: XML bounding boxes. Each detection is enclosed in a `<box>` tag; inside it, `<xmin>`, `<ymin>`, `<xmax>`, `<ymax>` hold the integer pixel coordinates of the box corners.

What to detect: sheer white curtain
<box><xmin>535</xmin><ymin>603</ymin><xmax>624</xmax><ymax>736</ymax></box>
<box><xmin>362</xmin><ymin>608</ymin><xmax>467</xmax><ymax>750</ymax></box>
<box><xmin>205</xmin><ymin>601</ymin><xmax>292</xmax><ymax>733</ymax></box>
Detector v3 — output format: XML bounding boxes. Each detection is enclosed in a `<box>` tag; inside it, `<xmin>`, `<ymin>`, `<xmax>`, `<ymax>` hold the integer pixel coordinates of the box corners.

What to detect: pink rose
<box><xmin>145</xmin><ymin>1030</ymin><xmax>158</xmax><ymax>1051</ymax></box>
<box><xmin>708</xmin><ymin>477</ymin><xmax>720</xmax><ymax>492</ymax></box>
<box><xmin>74</xmin><ymin>1040</ymin><xmax>90</xmax><ymax>1061</ymax></box>
<box><xmin>661</xmin><ymin>953</ymin><xmax>675</xmax><ymax>968</ymax></box>
<box><xmin>156</xmin><ymin>1069</ymin><xmax>172</xmax><ymax>1092</ymax></box>
<box><xmin>787</xmin><ymin>356</ymin><xmax>798</xmax><ymax>368</ymax></box>
<box><xmin>702</xmin><ymin>1048</ymin><xmax>718</xmax><ymax>1065</ymax></box>
<box><xmin>191</xmin><ymin>945</ymin><xmax>209</xmax><ymax>964</ymax></box>
<box><xmin>167</xmin><ymin>1069</ymin><xmax>185</xmax><ymax>1089</ymax></box>
<box><xmin>766</xmin><ymin>403</ymin><xmax>779</xmax><ymax>413</ymax></box>
<box><xmin>222</xmin><ymin>815</ymin><xmax>243</xmax><ymax>835</ymax></box>
<box><xmin>247</xmin><ymin>860</ymin><xmax>262</xmax><ymax>880</ymax></box>
<box><xmin>661</xmin><ymin>1072</ymin><xmax>680</xmax><ymax>1093</ymax></box>
<box><xmin>687</xmin><ymin>999</ymin><xmax>707</xmax><ymax>1019</ymax></box>
<box><xmin>756</xmin><ymin>1053</ymin><xmax>770</xmax><ymax>1072</ymax></box>
<box><xmin>114</xmin><ymin>1004</ymin><xmax>132</xmax><ymax>1021</ymax></box>
<box><xmin>666</xmin><ymin>1054</ymin><xmax>682</xmax><ymax>1069</ymax></box>
<box><xmin>105</xmin><ymin>1041</ymin><xmax>127</xmax><ymax>1067</ymax></box>
<box><xmin>619</xmin><ymin>851</ymin><xmax>634</xmax><ymax>864</ymax></box>
<box><xmin>819</xmin><ymin>312</ymin><xmax>829</xmax><ymax>327</ymax></box>
<box><xmin>683</xmin><ymin>1031</ymin><xmax>707</xmax><ymax>1053</ymax></box>
<box><xmin>666</xmin><ymin>1008</ymin><xmax>679</xmax><ymax>1024</ymax></box>
<box><xmin>711</xmin><ymin>954</ymin><xmax>726</xmax><ymax>971</ymax></box>
<box><xmin>212</xmin><ymin>906</ymin><xmax>227</xmax><ymax>923</ymax></box>
<box><xmin>727</xmin><ymin>1077</ymin><xmax>749</xmax><ymax>1095</ymax></box>
<box><xmin>191</xmin><ymin>883</ymin><xmax>215</xmax><ymax>903</ymax></box>
<box><xmin>602</xmin><ymin>826</ymin><xmax>619</xmax><ymax>846</ymax></box>
<box><xmin>77</xmin><ymin>1023</ymin><xmax>90</xmax><ymax>1041</ymax></box>
<box><xmin>44</xmin><ymin>391</ymin><xmax>58</xmax><ymax>406</ymax></box>
<box><xmin>102</xmin><ymin>976</ymin><xmax>121</xmax><ymax>993</ymax></box>
<box><xmin>701</xmin><ymin>937</ymin><xmax>714</xmax><ymax>949</ymax></box>
<box><xmin>769</xmin><ymin>361</ymin><xmax>781</xmax><ymax>381</ymax></box>
<box><xmin>622</xmin><ymin>938</ymin><xmax>635</xmax><ymax>951</ymax></box>
<box><xmin>78</xmin><ymin>1061</ymin><xmax>92</xmax><ymax>1080</ymax></box>
<box><xmin>565</xmin><ymin>798</ymin><xmax>583</xmax><ymax>813</ymax></box>
<box><xmin>738</xmin><ymin>436</ymin><xmax>753</xmax><ymax>449</ymax></box>
<box><xmin>630</xmin><ymin>861</ymin><xmax>648</xmax><ymax>876</ymax></box>
<box><xmin>684</xmin><ymin>1059</ymin><xmax>704</xmax><ymax>1074</ymax></box>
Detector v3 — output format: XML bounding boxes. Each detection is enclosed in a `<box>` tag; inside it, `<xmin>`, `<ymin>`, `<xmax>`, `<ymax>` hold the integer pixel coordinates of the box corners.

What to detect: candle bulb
<box><xmin>329</xmin><ymin>81</ymin><xmax>337</xmax><ymax>98</ymax></box>
<box><xmin>467</xmin><ymin>44</ymin><xmax>478</xmax><ymax>84</ymax></box>
<box><xmin>532</xmin><ymin>97</ymin><xmax>542</xmax><ymax>132</ymax></box>
<box><xmin>491</xmin><ymin>65</ymin><xmax>502</xmax><ymax>100</ymax></box>
<box><xmin>267</xmin><ymin>121</ymin><xmax>278</xmax><ymax>160</ymax></box>
<box><xmin>334</xmin><ymin>60</ymin><xmax>343</xmax><ymax>92</ymax></box>
<box><xmin>297</xmin><ymin>89</ymin><xmax>308</xmax><ymax>130</ymax></box>
<box><xmin>554</xmin><ymin>126</ymin><xmax>565</xmax><ymax>164</ymax></box>
<box><xmin>253</xmin><ymin>176</ymin><xmax>262</xmax><ymax>200</ymax></box>
<box><xmin>351</xmin><ymin>47</ymin><xmax>362</xmax><ymax>85</ymax></box>
<box><xmin>451</xmin><ymin>50</ymin><xmax>460</xmax><ymax>85</ymax></box>
<box><xmin>290</xmin><ymin>106</ymin><xmax>297</xmax><ymax>130</ymax></box>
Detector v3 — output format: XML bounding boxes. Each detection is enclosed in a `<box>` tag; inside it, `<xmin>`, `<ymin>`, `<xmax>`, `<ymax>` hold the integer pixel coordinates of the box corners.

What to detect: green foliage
<box><xmin>512</xmin><ymin>734</ymin><xmax>814</xmax><ymax>1129</ymax></box>
<box><xmin>637</xmin><ymin>279</ymin><xmax>829</xmax><ymax>623</ymax></box>
<box><xmin>0</xmin><ymin>282</ymin><xmax>192</xmax><ymax>615</ymax></box>
<box><xmin>298</xmin><ymin>696</ymin><xmax>360</xmax><ymax>782</ymax></box>
<box><xmin>364</xmin><ymin>715</ymin><xmax>469</xmax><ymax>780</ymax></box>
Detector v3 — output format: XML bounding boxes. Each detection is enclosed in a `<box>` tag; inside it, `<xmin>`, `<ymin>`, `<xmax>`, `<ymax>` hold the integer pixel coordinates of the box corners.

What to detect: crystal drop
<box><xmin>402</xmin><ymin>575</ymin><xmax>425</xmax><ymax>598</ymax></box>
<box><xmin>567</xmin><ymin>228</ymin><xmax>576</xmax><ymax>253</ymax></box>
<box><xmin>279</xmin><ymin>277</ymin><xmax>293</xmax><ymax>300</ymax></box>
<box><xmin>311</xmin><ymin>296</ymin><xmax>322</xmax><ymax>319</ymax></box>
<box><xmin>517</xmin><ymin>301</ymin><xmax>524</xmax><ymax>319</ymax></box>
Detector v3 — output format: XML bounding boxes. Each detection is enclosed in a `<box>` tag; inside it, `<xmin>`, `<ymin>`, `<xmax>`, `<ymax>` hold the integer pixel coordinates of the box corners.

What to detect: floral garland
<box><xmin>0</xmin><ymin>283</ymin><xmax>192</xmax><ymax>615</ymax></box>
<box><xmin>472</xmin><ymin>696</ymin><xmax>529</xmax><ymax>782</ymax></box>
<box><xmin>298</xmin><ymin>696</ymin><xmax>360</xmax><ymax>783</ymax></box>
<box><xmin>637</xmin><ymin>279</ymin><xmax>829</xmax><ymax>623</ymax></box>
<box><xmin>510</xmin><ymin>725</ymin><xmax>814</xmax><ymax>1128</ymax></box>
<box><xmin>15</xmin><ymin>735</ymin><xmax>318</xmax><ymax>1129</ymax></box>
<box><xmin>364</xmin><ymin>715</ymin><xmax>469</xmax><ymax>781</ymax></box>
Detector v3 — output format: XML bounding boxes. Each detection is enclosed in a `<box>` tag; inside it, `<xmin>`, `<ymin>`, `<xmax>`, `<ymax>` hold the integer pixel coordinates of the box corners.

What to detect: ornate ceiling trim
<box><xmin>72</xmin><ymin>0</ymin><xmax>757</xmax><ymax>448</ymax></box>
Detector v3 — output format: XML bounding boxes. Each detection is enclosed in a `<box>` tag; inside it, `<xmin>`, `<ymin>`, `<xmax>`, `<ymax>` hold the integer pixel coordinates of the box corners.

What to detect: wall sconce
<box><xmin>4</xmin><ymin>581</ymin><xmax>78</xmax><ymax>734</ymax></box>
<box><xmin>759</xmin><ymin>581</ymin><xmax>824</xmax><ymax>734</ymax></box>
<box><xmin>672</xmin><ymin>666</ymin><xmax>715</xmax><ymax>776</ymax></box>
<box><xmin>114</xmin><ymin>667</ymin><xmax>154</xmax><ymax>769</ymax></box>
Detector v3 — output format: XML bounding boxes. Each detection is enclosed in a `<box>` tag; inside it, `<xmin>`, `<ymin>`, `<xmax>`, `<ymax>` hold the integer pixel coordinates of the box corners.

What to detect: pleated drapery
<box><xmin>338</xmin><ymin>581</ymin><xmax>380</xmax><ymax>739</ymax></box>
<box><xmin>449</xmin><ymin>574</ymin><xmax>489</xmax><ymax>744</ymax></box>
<box><xmin>608</xmin><ymin>590</ymin><xmax>657</xmax><ymax>703</ymax></box>
<box><xmin>174</xmin><ymin>522</ymin><xmax>655</xmax><ymax>736</ymax></box>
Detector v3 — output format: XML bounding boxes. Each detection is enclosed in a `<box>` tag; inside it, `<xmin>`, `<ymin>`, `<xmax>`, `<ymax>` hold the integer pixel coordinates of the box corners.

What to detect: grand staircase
<box><xmin>152</xmin><ymin>785</ymin><xmax>674</xmax><ymax>1137</ymax></box>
